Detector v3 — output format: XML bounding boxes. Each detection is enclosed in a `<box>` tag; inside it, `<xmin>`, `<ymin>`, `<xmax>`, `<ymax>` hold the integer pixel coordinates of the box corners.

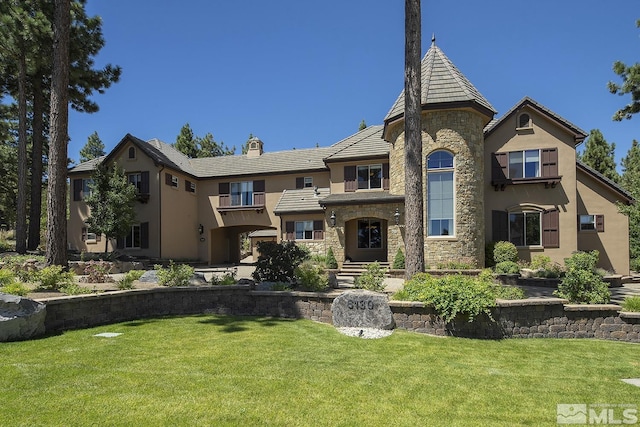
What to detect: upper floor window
<box><xmin>296</xmin><ymin>176</ymin><xmax>313</xmax><ymax>189</ymax></box>
<box><xmin>508</xmin><ymin>149</ymin><xmax>540</xmax><ymax>179</ymax></box>
<box><xmin>518</xmin><ymin>113</ymin><xmax>531</xmax><ymax>129</ymax></box>
<box><xmin>231</xmin><ymin>181</ymin><xmax>253</xmax><ymax>206</ymax></box>
<box><xmin>128</xmin><ymin>173</ymin><xmax>142</xmax><ymax>192</ymax></box>
<box><xmin>358</xmin><ymin>164</ymin><xmax>382</xmax><ymax>189</ymax></box>
<box><xmin>82</xmin><ymin>179</ymin><xmax>93</xmax><ymax>197</ymax></box>
<box><xmin>165</xmin><ymin>172</ymin><xmax>178</xmax><ymax>188</ymax></box>
<box><xmin>427</xmin><ymin>151</ymin><xmax>454</xmax><ymax>237</ymax></box>
<box><xmin>128</xmin><ymin>147</ymin><xmax>136</xmax><ymax>159</ymax></box>
<box><xmin>185</xmin><ymin>180</ymin><xmax>196</xmax><ymax>193</ymax></box>
<box><xmin>218</xmin><ymin>180</ymin><xmax>265</xmax><ymax>210</ymax></box>
<box><xmin>73</xmin><ymin>178</ymin><xmax>93</xmax><ymax>201</ymax></box>
<box><xmin>579</xmin><ymin>214</ymin><xmax>604</xmax><ymax>232</ymax></box>
<box><xmin>509</xmin><ymin>211</ymin><xmax>541</xmax><ymax>247</ymax></box>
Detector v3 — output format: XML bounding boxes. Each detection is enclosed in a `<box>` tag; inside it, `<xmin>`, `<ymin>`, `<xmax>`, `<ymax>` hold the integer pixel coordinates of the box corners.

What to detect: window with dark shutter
<box><xmin>296</xmin><ymin>177</ymin><xmax>304</xmax><ymax>189</ymax></box>
<box><xmin>219</xmin><ymin>182</ymin><xmax>230</xmax><ymax>194</ymax></box>
<box><xmin>285</xmin><ymin>221</ymin><xmax>295</xmax><ymax>240</ymax></box>
<box><xmin>73</xmin><ymin>179</ymin><xmax>82</xmax><ymax>201</ymax></box>
<box><xmin>492</xmin><ymin>210</ymin><xmax>509</xmax><ymax>242</ymax></box>
<box><xmin>165</xmin><ymin>173</ymin><xmax>173</xmax><ymax>186</ymax></box>
<box><xmin>541</xmin><ymin>148</ymin><xmax>558</xmax><ymax>177</ymax></box>
<box><xmin>491</xmin><ymin>153</ymin><xmax>508</xmax><ymax>184</ymax></box>
<box><xmin>140</xmin><ymin>171</ymin><xmax>150</xmax><ymax>194</ymax></box>
<box><xmin>141</xmin><ymin>222</ymin><xmax>149</xmax><ymax>249</ymax></box>
<box><xmin>344</xmin><ymin>166</ymin><xmax>357</xmax><ymax>192</ymax></box>
<box><xmin>596</xmin><ymin>215</ymin><xmax>604</xmax><ymax>232</ymax></box>
<box><xmin>313</xmin><ymin>220</ymin><xmax>324</xmax><ymax>240</ymax></box>
<box><xmin>253</xmin><ymin>180</ymin><xmax>265</xmax><ymax>193</ymax></box>
<box><xmin>382</xmin><ymin>163</ymin><xmax>390</xmax><ymax>190</ymax></box>
<box><xmin>542</xmin><ymin>209</ymin><xmax>559</xmax><ymax>248</ymax></box>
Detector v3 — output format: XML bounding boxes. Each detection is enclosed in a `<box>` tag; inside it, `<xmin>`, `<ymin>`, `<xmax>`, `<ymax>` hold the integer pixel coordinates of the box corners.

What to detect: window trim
<box><xmin>579</xmin><ymin>214</ymin><xmax>604</xmax><ymax>232</ymax></box>
<box><xmin>491</xmin><ymin>148</ymin><xmax>560</xmax><ymax>191</ymax></box>
<box><xmin>303</xmin><ymin>177</ymin><xmax>313</xmax><ymax>188</ymax></box>
<box><xmin>508</xmin><ymin>210</ymin><xmax>542</xmax><ymax>248</ymax></box>
<box><xmin>516</xmin><ymin>112</ymin><xmax>532</xmax><ymax>130</ymax></box>
<box><xmin>125</xmin><ymin>224</ymin><xmax>142</xmax><ymax>249</ymax></box>
<box><xmin>295</xmin><ymin>220</ymin><xmax>314</xmax><ymax>240</ymax></box>
<box><xmin>128</xmin><ymin>146</ymin><xmax>136</xmax><ymax>159</ymax></box>
<box><xmin>427</xmin><ymin>150</ymin><xmax>455</xmax><ymax>238</ymax></box>
<box><xmin>357</xmin><ymin>164</ymin><xmax>383</xmax><ymax>190</ymax></box>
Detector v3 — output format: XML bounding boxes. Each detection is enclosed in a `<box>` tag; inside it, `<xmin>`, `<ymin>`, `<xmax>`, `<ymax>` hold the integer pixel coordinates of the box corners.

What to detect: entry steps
<box><xmin>338</xmin><ymin>261</ymin><xmax>391</xmax><ymax>278</ymax></box>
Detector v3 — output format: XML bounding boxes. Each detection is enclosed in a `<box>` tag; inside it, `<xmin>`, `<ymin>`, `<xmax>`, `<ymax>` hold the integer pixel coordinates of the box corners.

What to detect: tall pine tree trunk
<box><xmin>404</xmin><ymin>0</ymin><xmax>424</xmax><ymax>278</ymax></box>
<box><xmin>15</xmin><ymin>52</ymin><xmax>28</xmax><ymax>254</ymax></box>
<box><xmin>46</xmin><ymin>0</ymin><xmax>70</xmax><ymax>266</ymax></box>
<box><xmin>28</xmin><ymin>77</ymin><xmax>45</xmax><ymax>250</ymax></box>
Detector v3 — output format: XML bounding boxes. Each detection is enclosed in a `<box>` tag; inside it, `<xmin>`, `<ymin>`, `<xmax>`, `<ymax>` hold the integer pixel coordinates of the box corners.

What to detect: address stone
<box><xmin>332</xmin><ymin>289</ymin><xmax>395</xmax><ymax>330</ymax></box>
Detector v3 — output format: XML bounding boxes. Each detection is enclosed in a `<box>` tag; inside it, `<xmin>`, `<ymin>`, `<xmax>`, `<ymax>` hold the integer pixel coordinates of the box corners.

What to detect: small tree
<box><xmin>252</xmin><ymin>241</ymin><xmax>309</xmax><ymax>283</ymax></box>
<box><xmin>174</xmin><ymin>123</ymin><xmax>198</xmax><ymax>158</ymax></box>
<box><xmin>79</xmin><ymin>131</ymin><xmax>106</xmax><ymax>163</ymax></box>
<box><xmin>84</xmin><ymin>163</ymin><xmax>137</xmax><ymax>253</ymax></box>
<box><xmin>392</xmin><ymin>248</ymin><xmax>405</xmax><ymax>269</ymax></box>
<box><xmin>554</xmin><ymin>251</ymin><xmax>610</xmax><ymax>304</ymax></box>
<box><xmin>326</xmin><ymin>247</ymin><xmax>338</xmax><ymax>269</ymax></box>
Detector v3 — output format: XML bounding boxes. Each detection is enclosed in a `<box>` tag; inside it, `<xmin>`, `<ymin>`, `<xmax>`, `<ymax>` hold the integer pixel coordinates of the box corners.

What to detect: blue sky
<box><xmin>69</xmin><ymin>0</ymin><xmax>639</xmax><ymax>170</ymax></box>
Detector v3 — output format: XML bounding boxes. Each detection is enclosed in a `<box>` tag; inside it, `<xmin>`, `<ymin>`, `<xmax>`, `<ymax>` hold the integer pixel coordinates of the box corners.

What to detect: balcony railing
<box><xmin>217</xmin><ymin>192</ymin><xmax>265</xmax><ymax>214</ymax></box>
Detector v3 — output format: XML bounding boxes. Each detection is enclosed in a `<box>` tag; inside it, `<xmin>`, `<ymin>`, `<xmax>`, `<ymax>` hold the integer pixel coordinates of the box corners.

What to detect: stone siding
<box><xmin>38</xmin><ymin>289</ymin><xmax>639</xmax><ymax>343</ymax></box>
<box><xmin>386</xmin><ymin>110</ymin><xmax>486</xmax><ymax>267</ymax></box>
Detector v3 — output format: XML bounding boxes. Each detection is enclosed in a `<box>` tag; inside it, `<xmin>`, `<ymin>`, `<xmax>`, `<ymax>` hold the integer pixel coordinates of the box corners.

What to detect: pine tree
<box><xmin>79</xmin><ymin>131</ymin><xmax>106</xmax><ymax>162</ymax></box>
<box><xmin>174</xmin><ymin>123</ymin><xmax>198</xmax><ymax>158</ymax></box>
<box><xmin>358</xmin><ymin>119</ymin><xmax>367</xmax><ymax>131</ymax></box>
<box><xmin>608</xmin><ymin>19</ymin><xmax>640</xmax><ymax>121</ymax></box>
<box><xmin>579</xmin><ymin>129</ymin><xmax>620</xmax><ymax>182</ymax></box>
<box><xmin>619</xmin><ymin>139</ymin><xmax>640</xmax><ymax>269</ymax></box>
<box><xmin>84</xmin><ymin>163</ymin><xmax>137</xmax><ymax>253</ymax></box>
<box><xmin>197</xmin><ymin>132</ymin><xmax>235</xmax><ymax>157</ymax></box>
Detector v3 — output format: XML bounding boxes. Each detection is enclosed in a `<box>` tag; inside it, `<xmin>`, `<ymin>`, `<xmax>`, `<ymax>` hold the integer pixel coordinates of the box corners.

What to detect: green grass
<box><xmin>1</xmin><ymin>316</ymin><xmax>639</xmax><ymax>426</ymax></box>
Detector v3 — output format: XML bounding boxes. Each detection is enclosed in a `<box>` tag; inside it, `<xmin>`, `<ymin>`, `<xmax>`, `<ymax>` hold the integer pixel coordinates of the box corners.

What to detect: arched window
<box><xmin>518</xmin><ymin>113</ymin><xmax>531</xmax><ymax>128</ymax></box>
<box><xmin>427</xmin><ymin>150</ymin><xmax>454</xmax><ymax>236</ymax></box>
<box><xmin>128</xmin><ymin>146</ymin><xmax>136</xmax><ymax>159</ymax></box>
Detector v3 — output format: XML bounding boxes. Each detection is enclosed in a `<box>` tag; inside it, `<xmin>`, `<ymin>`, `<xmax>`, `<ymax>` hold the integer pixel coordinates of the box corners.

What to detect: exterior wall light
<box><xmin>394</xmin><ymin>208</ymin><xmax>401</xmax><ymax>225</ymax></box>
<box><xmin>329</xmin><ymin>211</ymin><xmax>336</xmax><ymax>227</ymax></box>
<box><xmin>198</xmin><ymin>224</ymin><xmax>204</xmax><ymax>235</ymax></box>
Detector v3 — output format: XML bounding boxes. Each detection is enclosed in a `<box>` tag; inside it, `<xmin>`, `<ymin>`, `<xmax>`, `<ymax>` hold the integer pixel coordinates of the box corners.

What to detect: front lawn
<box><xmin>1</xmin><ymin>316</ymin><xmax>639</xmax><ymax>426</ymax></box>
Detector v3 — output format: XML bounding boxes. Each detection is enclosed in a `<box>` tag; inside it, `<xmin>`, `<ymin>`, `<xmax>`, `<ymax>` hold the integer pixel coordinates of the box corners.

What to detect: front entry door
<box><xmin>345</xmin><ymin>218</ymin><xmax>387</xmax><ymax>262</ymax></box>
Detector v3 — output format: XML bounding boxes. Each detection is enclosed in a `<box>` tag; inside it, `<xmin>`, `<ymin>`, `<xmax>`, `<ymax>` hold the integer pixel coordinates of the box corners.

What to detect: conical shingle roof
<box><xmin>383</xmin><ymin>39</ymin><xmax>496</xmax><ymax>133</ymax></box>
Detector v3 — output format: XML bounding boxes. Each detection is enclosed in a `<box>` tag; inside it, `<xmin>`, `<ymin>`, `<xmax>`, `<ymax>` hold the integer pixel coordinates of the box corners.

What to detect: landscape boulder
<box><xmin>332</xmin><ymin>289</ymin><xmax>395</xmax><ymax>330</ymax></box>
<box><xmin>0</xmin><ymin>293</ymin><xmax>46</xmax><ymax>342</ymax></box>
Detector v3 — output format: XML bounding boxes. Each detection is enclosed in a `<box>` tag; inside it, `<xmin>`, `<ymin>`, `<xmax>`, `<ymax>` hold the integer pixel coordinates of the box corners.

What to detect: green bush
<box><xmin>116</xmin><ymin>269</ymin><xmax>145</xmax><ymax>290</ymax></box>
<box><xmin>554</xmin><ymin>251</ymin><xmax>610</xmax><ymax>304</ymax></box>
<box><xmin>0</xmin><ymin>268</ymin><xmax>16</xmax><ymax>287</ymax></box>
<box><xmin>484</xmin><ymin>242</ymin><xmax>496</xmax><ymax>267</ymax></box>
<box><xmin>631</xmin><ymin>257</ymin><xmax>640</xmax><ymax>273</ymax></box>
<box><xmin>493</xmin><ymin>283</ymin><xmax>525</xmax><ymax>300</ymax></box>
<box><xmin>0</xmin><ymin>239</ymin><xmax>13</xmax><ymax>252</ymax></box>
<box><xmin>211</xmin><ymin>271</ymin><xmax>237</xmax><ymax>286</ymax></box>
<box><xmin>252</xmin><ymin>241</ymin><xmax>310</xmax><ymax>283</ymax></box>
<box><xmin>621</xmin><ymin>296</ymin><xmax>640</xmax><ymax>312</ymax></box>
<box><xmin>37</xmin><ymin>265</ymin><xmax>75</xmax><ymax>291</ymax></box>
<box><xmin>436</xmin><ymin>260</ymin><xmax>474</xmax><ymax>270</ymax></box>
<box><xmin>494</xmin><ymin>261</ymin><xmax>520</xmax><ymax>275</ymax></box>
<box><xmin>60</xmin><ymin>283</ymin><xmax>93</xmax><ymax>295</ymax></box>
<box><xmin>294</xmin><ymin>261</ymin><xmax>329</xmax><ymax>291</ymax></box>
<box><xmin>493</xmin><ymin>241</ymin><xmax>518</xmax><ymax>264</ymax></box>
<box><xmin>392</xmin><ymin>248</ymin><xmax>405</xmax><ymax>269</ymax></box>
<box><xmin>354</xmin><ymin>262</ymin><xmax>386</xmax><ymax>292</ymax></box>
<box><xmin>1</xmin><ymin>281</ymin><xmax>30</xmax><ymax>296</ymax></box>
<box><xmin>530</xmin><ymin>254</ymin><xmax>551</xmax><ymax>270</ymax></box>
<box><xmin>326</xmin><ymin>247</ymin><xmax>338</xmax><ymax>269</ymax></box>
<box><xmin>155</xmin><ymin>261</ymin><xmax>195</xmax><ymax>287</ymax></box>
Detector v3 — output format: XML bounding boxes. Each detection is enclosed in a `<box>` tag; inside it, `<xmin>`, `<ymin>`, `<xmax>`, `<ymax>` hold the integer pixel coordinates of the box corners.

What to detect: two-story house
<box><xmin>68</xmin><ymin>41</ymin><xmax>633</xmax><ymax>274</ymax></box>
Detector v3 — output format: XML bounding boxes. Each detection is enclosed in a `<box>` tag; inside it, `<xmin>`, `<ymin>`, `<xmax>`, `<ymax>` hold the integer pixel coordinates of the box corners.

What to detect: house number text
<box><xmin>347</xmin><ymin>300</ymin><xmax>375</xmax><ymax>310</ymax></box>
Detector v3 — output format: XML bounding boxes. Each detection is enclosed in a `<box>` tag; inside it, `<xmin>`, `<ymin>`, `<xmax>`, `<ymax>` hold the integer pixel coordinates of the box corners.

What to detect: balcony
<box><xmin>217</xmin><ymin>192</ymin><xmax>265</xmax><ymax>214</ymax></box>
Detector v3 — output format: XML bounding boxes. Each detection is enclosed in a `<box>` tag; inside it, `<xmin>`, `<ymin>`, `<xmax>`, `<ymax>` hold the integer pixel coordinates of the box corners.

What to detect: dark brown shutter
<box><xmin>141</xmin><ymin>222</ymin><xmax>149</xmax><ymax>249</ymax></box>
<box><xmin>219</xmin><ymin>182</ymin><xmax>230</xmax><ymax>194</ymax></box>
<box><xmin>140</xmin><ymin>171</ymin><xmax>150</xmax><ymax>194</ymax></box>
<box><xmin>313</xmin><ymin>220</ymin><xmax>324</xmax><ymax>240</ymax></box>
<box><xmin>344</xmin><ymin>166</ymin><xmax>357</xmax><ymax>192</ymax></box>
<box><xmin>542</xmin><ymin>209</ymin><xmax>559</xmax><ymax>248</ymax></box>
<box><xmin>596</xmin><ymin>215</ymin><xmax>604</xmax><ymax>232</ymax></box>
<box><xmin>253</xmin><ymin>180</ymin><xmax>265</xmax><ymax>193</ymax></box>
<box><xmin>491</xmin><ymin>153</ymin><xmax>508</xmax><ymax>181</ymax></box>
<box><xmin>116</xmin><ymin>237</ymin><xmax>124</xmax><ymax>249</ymax></box>
<box><xmin>73</xmin><ymin>179</ymin><xmax>82</xmax><ymax>201</ymax></box>
<box><xmin>542</xmin><ymin>148</ymin><xmax>558</xmax><ymax>177</ymax></box>
<box><xmin>296</xmin><ymin>177</ymin><xmax>304</xmax><ymax>189</ymax></box>
<box><xmin>165</xmin><ymin>172</ymin><xmax>172</xmax><ymax>186</ymax></box>
<box><xmin>285</xmin><ymin>221</ymin><xmax>295</xmax><ymax>240</ymax></box>
<box><xmin>492</xmin><ymin>210</ymin><xmax>508</xmax><ymax>242</ymax></box>
<box><xmin>382</xmin><ymin>163</ymin><xmax>390</xmax><ymax>190</ymax></box>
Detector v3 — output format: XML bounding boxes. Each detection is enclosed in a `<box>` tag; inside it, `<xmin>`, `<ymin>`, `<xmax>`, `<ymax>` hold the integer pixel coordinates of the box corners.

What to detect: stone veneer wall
<box><xmin>324</xmin><ymin>203</ymin><xmax>404</xmax><ymax>266</ymax></box>
<box><xmin>38</xmin><ymin>288</ymin><xmax>639</xmax><ymax>343</ymax></box>
<box><xmin>387</xmin><ymin>110</ymin><xmax>486</xmax><ymax>267</ymax></box>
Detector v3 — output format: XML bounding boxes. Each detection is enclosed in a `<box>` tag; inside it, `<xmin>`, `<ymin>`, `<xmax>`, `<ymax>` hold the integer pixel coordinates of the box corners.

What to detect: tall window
<box><xmin>82</xmin><ymin>179</ymin><xmax>93</xmax><ymax>197</ymax></box>
<box><xmin>128</xmin><ymin>173</ymin><xmax>142</xmax><ymax>192</ymax></box>
<box><xmin>231</xmin><ymin>181</ymin><xmax>253</xmax><ymax>206</ymax></box>
<box><xmin>357</xmin><ymin>164</ymin><xmax>382</xmax><ymax>189</ymax></box>
<box><xmin>357</xmin><ymin>219</ymin><xmax>382</xmax><ymax>248</ymax></box>
<box><xmin>427</xmin><ymin>151</ymin><xmax>454</xmax><ymax>236</ymax></box>
<box><xmin>125</xmin><ymin>224</ymin><xmax>141</xmax><ymax>249</ymax></box>
<box><xmin>508</xmin><ymin>149</ymin><xmax>540</xmax><ymax>179</ymax></box>
<box><xmin>509</xmin><ymin>211</ymin><xmax>541</xmax><ymax>246</ymax></box>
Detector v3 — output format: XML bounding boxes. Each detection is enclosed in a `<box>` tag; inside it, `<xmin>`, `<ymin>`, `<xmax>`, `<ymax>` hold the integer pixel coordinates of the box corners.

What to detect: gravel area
<box><xmin>336</xmin><ymin>327</ymin><xmax>394</xmax><ymax>339</ymax></box>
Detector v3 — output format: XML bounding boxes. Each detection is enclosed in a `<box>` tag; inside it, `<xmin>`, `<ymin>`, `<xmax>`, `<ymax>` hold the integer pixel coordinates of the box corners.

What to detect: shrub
<box><xmin>436</xmin><ymin>260</ymin><xmax>474</xmax><ymax>270</ymax></box>
<box><xmin>294</xmin><ymin>261</ymin><xmax>329</xmax><ymax>291</ymax></box>
<box><xmin>631</xmin><ymin>257</ymin><xmax>640</xmax><ymax>273</ymax></box>
<box><xmin>116</xmin><ymin>269</ymin><xmax>145</xmax><ymax>290</ymax></box>
<box><xmin>554</xmin><ymin>251</ymin><xmax>610</xmax><ymax>304</ymax></box>
<box><xmin>60</xmin><ymin>283</ymin><xmax>94</xmax><ymax>295</ymax></box>
<box><xmin>392</xmin><ymin>248</ymin><xmax>405</xmax><ymax>269</ymax></box>
<box><xmin>621</xmin><ymin>296</ymin><xmax>640</xmax><ymax>312</ymax></box>
<box><xmin>484</xmin><ymin>242</ymin><xmax>496</xmax><ymax>267</ymax></box>
<box><xmin>493</xmin><ymin>241</ymin><xmax>518</xmax><ymax>264</ymax></box>
<box><xmin>155</xmin><ymin>261</ymin><xmax>194</xmax><ymax>287</ymax></box>
<box><xmin>37</xmin><ymin>265</ymin><xmax>75</xmax><ymax>291</ymax></box>
<box><xmin>252</xmin><ymin>241</ymin><xmax>310</xmax><ymax>283</ymax></box>
<box><xmin>326</xmin><ymin>247</ymin><xmax>338</xmax><ymax>269</ymax></box>
<box><xmin>1</xmin><ymin>282</ymin><xmax>30</xmax><ymax>296</ymax></box>
<box><xmin>494</xmin><ymin>261</ymin><xmax>520</xmax><ymax>275</ymax></box>
<box><xmin>83</xmin><ymin>260</ymin><xmax>112</xmax><ymax>283</ymax></box>
<box><xmin>0</xmin><ymin>239</ymin><xmax>13</xmax><ymax>252</ymax></box>
<box><xmin>492</xmin><ymin>283</ymin><xmax>525</xmax><ymax>300</ymax></box>
<box><xmin>0</xmin><ymin>268</ymin><xmax>16</xmax><ymax>287</ymax></box>
<box><xmin>530</xmin><ymin>254</ymin><xmax>551</xmax><ymax>270</ymax></box>
<box><xmin>271</xmin><ymin>283</ymin><xmax>292</xmax><ymax>291</ymax></box>
<box><xmin>211</xmin><ymin>271</ymin><xmax>237</xmax><ymax>286</ymax></box>
<box><xmin>354</xmin><ymin>262</ymin><xmax>386</xmax><ymax>292</ymax></box>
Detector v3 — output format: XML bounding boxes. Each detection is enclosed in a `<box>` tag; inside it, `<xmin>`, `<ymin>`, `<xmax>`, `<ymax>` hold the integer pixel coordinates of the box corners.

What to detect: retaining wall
<box><xmin>37</xmin><ymin>287</ymin><xmax>640</xmax><ymax>343</ymax></box>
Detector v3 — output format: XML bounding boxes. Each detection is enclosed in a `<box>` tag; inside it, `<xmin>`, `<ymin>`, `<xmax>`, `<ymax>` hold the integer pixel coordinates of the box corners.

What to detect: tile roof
<box><xmin>320</xmin><ymin>191</ymin><xmax>405</xmax><ymax>206</ymax></box>
<box><xmin>384</xmin><ymin>40</ymin><xmax>496</xmax><ymax>125</ymax></box>
<box><xmin>68</xmin><ymin>156</ymin><xmax>105</xmax><ymax>174</ymax></box>
<box><xmin>323</xmin><ymin>125</ymin><xmax>389</xmax><ymax>162</ymax></box>
<box><xmin>274</xmin><ymin>187</ymin><xmax>331</xmax><ymax>214</ymax></box>
<box><xmin>248</xmin><ymin>229</ymin><xmax>278</xmax><ymax>238</ymax></box>
<box><xmin>484</xmin><ymin>97</ymin><xmax>588</xmax><ymax>144</ymax></box>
